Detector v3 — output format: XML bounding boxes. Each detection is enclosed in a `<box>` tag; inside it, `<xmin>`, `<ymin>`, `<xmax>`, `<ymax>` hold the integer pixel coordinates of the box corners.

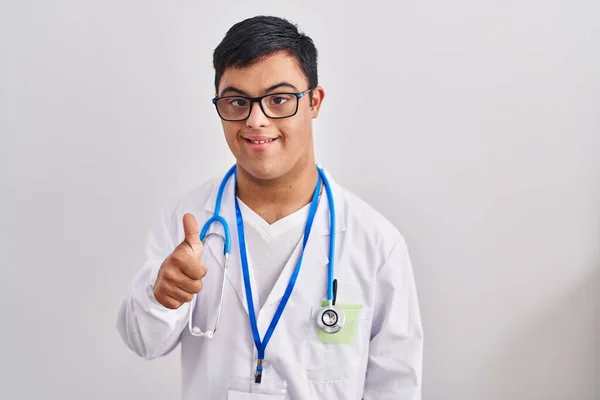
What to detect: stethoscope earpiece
<box><xmin>189</xmin><ymin>326</ymin><xmax>214</xmax><ymax>339</ymax></box>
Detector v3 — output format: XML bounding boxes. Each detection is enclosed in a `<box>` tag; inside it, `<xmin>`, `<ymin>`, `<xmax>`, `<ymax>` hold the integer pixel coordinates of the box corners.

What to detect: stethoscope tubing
<box><xmin>187</xmin><ymin>165</ymin><xmax>340</xmax><ymax>338</ymax></box>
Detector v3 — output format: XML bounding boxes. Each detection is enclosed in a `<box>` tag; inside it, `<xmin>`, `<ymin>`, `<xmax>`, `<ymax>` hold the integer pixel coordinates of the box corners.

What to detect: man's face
<box><xmin>216</xmin><ymin>52</ymin><xmax>324</xmax><ymax>181</ymax></box>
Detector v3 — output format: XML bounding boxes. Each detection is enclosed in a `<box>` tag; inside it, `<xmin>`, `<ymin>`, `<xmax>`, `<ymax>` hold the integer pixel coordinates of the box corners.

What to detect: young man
<box><xmin>117</xmin><ymin>15</ymin><xmax>423</xmax><ymax>400</ymax></box>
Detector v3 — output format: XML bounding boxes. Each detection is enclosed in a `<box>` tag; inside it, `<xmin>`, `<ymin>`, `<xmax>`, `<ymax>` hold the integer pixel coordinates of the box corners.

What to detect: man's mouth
<box><xmin>244</xmin><ymin>137</ymin><xmax>278</xmax><ymax>144</ymax></box>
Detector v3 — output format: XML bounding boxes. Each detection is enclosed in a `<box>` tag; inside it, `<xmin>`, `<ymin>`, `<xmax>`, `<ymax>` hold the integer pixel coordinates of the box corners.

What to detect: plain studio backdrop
<box><xmin>1</xmin><ymin>0</ymin><xmax>599</xmax><ymax>399</ymax></box>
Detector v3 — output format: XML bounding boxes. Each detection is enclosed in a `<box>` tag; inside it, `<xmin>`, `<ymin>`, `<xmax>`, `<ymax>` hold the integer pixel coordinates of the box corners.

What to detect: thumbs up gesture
<box><xmin>153</xmin><ymin>213</ymin><xmax>208</xmax><ymax>309</ymax></box>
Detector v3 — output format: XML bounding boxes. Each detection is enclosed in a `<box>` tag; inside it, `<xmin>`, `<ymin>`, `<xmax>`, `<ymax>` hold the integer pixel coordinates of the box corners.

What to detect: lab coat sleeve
<box><xmin>363</xmin><ymin>237</ymin><xmax>424</xmax><ymax>400</ymax></box>
<box><xmin>116</xmin><ymin>207</ymin><xmax>191</xmax><ymax>360</ymax></box>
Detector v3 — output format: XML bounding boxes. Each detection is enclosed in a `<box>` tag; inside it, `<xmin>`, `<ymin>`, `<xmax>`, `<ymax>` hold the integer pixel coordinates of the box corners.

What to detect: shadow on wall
<box><xmin>472</xmin><ymin>265</ymin><xmax>600</xmax><ymax>400</ymax></box>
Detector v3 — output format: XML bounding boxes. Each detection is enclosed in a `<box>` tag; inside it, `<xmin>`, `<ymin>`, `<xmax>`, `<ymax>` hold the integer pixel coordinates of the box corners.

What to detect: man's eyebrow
<box><xmin>219</xmin><ymin>82</ymin><xmax>299</xmax><ymax>97</ymax></box>
<box><xmin>219</xmin><ymin>86</ymin><xmax>249</xmax><ymax>97</ymax></box>
<box><xmin>265</xmin><ymin>82</ymin><xmax>298</xmax><ymax>93</ymax></box>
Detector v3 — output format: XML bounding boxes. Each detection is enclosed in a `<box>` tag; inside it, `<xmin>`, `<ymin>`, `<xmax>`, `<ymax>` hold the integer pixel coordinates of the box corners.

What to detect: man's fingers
<box><xmin>161</xmin><ymin>294</ymin><xmax>185</xmax><ymax>310</ymax></box>
<box><xmin>167</xmin><ymin>286</ymin><xmax>195</xmax><ymax>304</ymax></box>
<box><xmin>163</xmin><ymin>267</ymin><xmax>204</xmax><ymax>293</ymax></box>
<box><xmin>182</xmin><ymin>213</ymin><xmax>203</xmax><ymax>258</ymax></box>
<box><xmin>180</xmin><ymin>260</ymin><xmax>207</xmax><ymax>281</ymax></box>
<box><xmin>163</xmin><ymin>256</ymin><xmax>207</xmax><ymax>281</ymax></box>
<box><xmin>183</xmin><ymin>212</ymin><xmax>200</xmax><ymax>244</ymax></box>
<box><xmin>176</xmin><ymin>277</ymin><xmax>203</xmax><ymax>295</ymax></box>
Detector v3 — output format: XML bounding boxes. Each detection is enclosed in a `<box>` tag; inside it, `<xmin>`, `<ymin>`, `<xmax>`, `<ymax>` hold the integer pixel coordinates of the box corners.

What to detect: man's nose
<box><xmin>246</xmin><ymin>102</ymin><xmax>269</xmax><ymax>128</ymax></box>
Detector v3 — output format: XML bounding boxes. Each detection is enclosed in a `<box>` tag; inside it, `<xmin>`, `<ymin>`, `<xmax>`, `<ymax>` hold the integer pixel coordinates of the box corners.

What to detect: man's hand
<box><xmin>153</xmin><ymin>213</ymin><xmax>207</xmax><ymax>309</ymax></box>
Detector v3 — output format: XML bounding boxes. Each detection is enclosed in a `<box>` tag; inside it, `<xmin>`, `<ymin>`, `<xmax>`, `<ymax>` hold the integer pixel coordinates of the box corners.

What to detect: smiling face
<box><xmin>216</xmin><ymin>51</ymin><xmax>324</xmax><ymax>182</ymax></box>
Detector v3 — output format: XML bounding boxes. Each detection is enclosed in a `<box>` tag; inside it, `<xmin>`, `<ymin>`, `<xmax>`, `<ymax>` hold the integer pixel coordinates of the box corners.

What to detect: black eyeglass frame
<box><xmin>212</xmin><ymin>88</ymin><xmax>313</xmax><ymax>122</ymax></box>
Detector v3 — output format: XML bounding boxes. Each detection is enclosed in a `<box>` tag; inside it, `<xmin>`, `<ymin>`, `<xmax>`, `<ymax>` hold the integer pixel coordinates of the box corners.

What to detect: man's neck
<box><xmin>236</xmin><ymin>162</ymin><xmax>319</xmax><ymax>225</ymax></box>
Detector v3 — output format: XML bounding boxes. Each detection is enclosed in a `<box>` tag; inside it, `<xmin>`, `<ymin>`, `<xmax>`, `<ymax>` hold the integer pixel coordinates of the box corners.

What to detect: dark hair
<box><xmin>213</xmin><ymin>16</ymin><xmax>318</xmax><ymax>95</ymax></box>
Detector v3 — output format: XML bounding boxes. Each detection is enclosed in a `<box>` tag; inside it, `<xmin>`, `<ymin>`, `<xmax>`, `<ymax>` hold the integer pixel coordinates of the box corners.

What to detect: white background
<box><xmin>1</xmin><ymin>0</ymin><xmax>599</xmax><ymax>399</ymax></box>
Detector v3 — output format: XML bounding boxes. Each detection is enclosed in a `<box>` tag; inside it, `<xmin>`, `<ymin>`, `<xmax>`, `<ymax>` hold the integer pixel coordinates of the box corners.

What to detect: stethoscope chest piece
<box><xmin>316</xmin><ymin>305</ymin><xmax>345</xmax><ymax>334</ymax></box>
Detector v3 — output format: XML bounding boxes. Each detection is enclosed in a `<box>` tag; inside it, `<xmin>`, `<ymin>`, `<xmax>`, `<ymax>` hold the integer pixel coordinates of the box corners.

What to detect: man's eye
<box><xmin>269</xmin><ymin>95</ymin><xmax>291</xmax><ymax>106</ymax></box>
<box><xmin>229</xmin><ymin>99</ymin><xmax>247</xmax><ymax>107</ymax></box>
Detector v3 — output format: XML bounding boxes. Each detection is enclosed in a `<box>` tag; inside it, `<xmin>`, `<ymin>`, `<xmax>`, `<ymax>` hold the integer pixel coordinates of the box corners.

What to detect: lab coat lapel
<box><xmin>203</xmin><ymin>173</ymin><xmax>258</xmax><ymax>316</ymax></box>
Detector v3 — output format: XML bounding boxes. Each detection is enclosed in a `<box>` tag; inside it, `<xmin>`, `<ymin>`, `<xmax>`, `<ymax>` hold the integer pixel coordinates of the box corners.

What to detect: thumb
<box><xmin>182</xmin><ymin>213</ymin><xmax>203</xmax><ymax>258</ymax></box>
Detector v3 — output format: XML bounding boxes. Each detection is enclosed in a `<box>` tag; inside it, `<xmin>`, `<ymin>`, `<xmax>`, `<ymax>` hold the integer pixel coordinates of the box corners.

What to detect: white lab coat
<box><xmin>116</xmin><ymin>168</ymin><xmax>423</xmax><ymax>399</ymax></box>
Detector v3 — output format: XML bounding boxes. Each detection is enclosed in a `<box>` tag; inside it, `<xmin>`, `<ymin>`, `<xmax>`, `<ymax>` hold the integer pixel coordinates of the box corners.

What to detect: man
<box><xmin>117</xmin><ymin>15</ymin><xmax>423</xmax><ymax>399</ymax></box>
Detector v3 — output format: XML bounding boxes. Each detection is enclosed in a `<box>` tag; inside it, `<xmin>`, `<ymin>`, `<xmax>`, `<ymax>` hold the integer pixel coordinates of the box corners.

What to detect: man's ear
<box><xmin>310</xmin><ymin>86</ymin><xmax>325</xmax><ymax>118</ymax></box>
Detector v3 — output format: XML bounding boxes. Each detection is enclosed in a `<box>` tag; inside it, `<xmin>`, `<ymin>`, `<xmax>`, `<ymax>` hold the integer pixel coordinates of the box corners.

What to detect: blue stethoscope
<box><xmin>187</xmin><ymin>164</ymin><xmax>343</xmax><ymax>381</ymax></box>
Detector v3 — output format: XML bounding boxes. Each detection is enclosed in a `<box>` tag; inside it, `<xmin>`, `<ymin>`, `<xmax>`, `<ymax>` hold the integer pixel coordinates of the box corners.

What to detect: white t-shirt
<box><xmin>236</xmin><ymin>198</ymin><xmax>312</xmax><ymax>308</ymax></box>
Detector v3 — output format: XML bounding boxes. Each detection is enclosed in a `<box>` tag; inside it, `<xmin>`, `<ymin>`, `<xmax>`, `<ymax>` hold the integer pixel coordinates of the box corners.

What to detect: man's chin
<box><xmin>238</xmin><ymin>161</ymin><xmax>285</xmax><ymax>182</ymax></box>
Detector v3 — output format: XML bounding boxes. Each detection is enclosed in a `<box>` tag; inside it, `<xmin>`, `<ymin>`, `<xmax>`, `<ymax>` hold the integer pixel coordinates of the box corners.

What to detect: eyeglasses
<box><xmin>212</xmin><ymin>89</ymin><xmax>312</xmax><ymax>122</ymax></box>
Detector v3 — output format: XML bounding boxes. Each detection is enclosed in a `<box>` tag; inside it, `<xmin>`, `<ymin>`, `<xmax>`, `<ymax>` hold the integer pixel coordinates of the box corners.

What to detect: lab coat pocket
<box><xmin>316</xmin><ymin>301</ymin><xmax>362</xmax><ymax>344</ymax></box>
<box><xmin>305</xmin><ymin>304</ymin><xmax>370</xmax><ymax>383</ymax></box>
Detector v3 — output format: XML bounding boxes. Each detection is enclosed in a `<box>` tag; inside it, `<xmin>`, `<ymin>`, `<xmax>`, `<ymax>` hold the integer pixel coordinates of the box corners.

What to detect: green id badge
<box><xmin>317</xmin><ymin>301</ymin><xmax>363</xmax><ymax>344</ymax></box>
